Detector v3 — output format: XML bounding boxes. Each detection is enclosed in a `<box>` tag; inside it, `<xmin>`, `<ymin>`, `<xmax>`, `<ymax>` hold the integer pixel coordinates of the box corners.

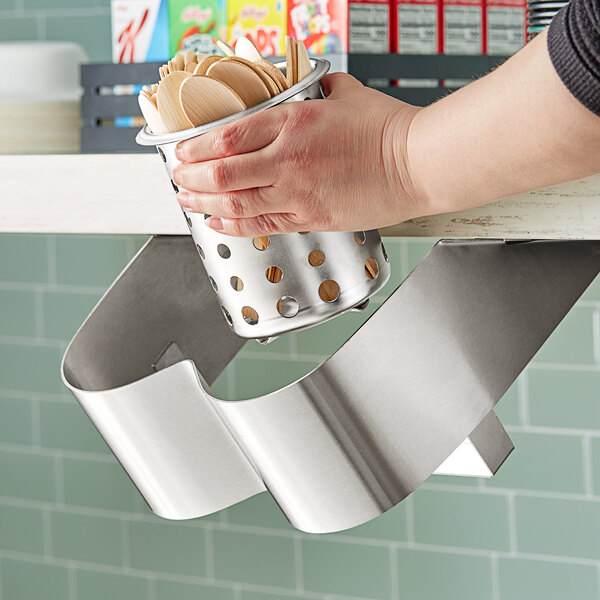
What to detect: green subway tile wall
<box><xmin>1</xmin><ymin>11</ymin><xmax>600</xmax><ymax>597</ymax></box>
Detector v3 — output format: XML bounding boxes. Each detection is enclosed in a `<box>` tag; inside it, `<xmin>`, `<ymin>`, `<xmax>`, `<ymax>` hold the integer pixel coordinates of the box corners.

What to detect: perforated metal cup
<box><xmin>137</xmin><ymin>58</ymin><xmax>391</xmax><ymax>339</ymax></box>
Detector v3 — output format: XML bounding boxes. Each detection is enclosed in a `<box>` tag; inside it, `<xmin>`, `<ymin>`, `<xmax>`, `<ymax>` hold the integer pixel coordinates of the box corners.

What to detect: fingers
<box><xmin>177</xmin><ymin>187</ymin><xmax>276</xmax><ymax>219</ymax></box>
<box><xmin>206</xmin><ymin>213</ymin><xmax>304</xmax><ymax>237</ymax></box>
<box><xmin>173</xmin><ymin>150</ymin><xmax>274</xmax><ymax>193</ymax></box>
<box><xmin>320</xmin><ymin>72</ymin><xmax>363</xmax><ymax>99</ymax></box>
<box><xmin>175</xmin><ymin>106</ymin><xmax>286</xmax><ymax>163</ymax></box>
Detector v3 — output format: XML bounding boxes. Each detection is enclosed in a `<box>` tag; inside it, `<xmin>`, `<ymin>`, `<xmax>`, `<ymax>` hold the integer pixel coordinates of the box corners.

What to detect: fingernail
<box><xmin>177</xmin><ymin>191</ymin><xmax>191</xmax><ymax>208</ymax></box>
<box><xmin>175</xmin><ymin>142</ymin><xmax>186</xmax><ymax>161</ymax></box>
<box><xmin>207</xmin><ymin>217</ymin><xmax>223</xmax><ymax>231</ymax></box>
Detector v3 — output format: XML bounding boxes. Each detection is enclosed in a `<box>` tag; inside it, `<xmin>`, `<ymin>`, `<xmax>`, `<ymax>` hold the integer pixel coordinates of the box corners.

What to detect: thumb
<box><xmin>320</xmin><ymin>72</ymin><xmax>364</xmax><ymax>99</ymax></box>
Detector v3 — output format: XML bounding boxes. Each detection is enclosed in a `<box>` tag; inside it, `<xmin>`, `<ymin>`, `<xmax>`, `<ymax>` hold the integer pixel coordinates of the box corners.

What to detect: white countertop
<box><xmin>3</xmin><ymin>153</ymin><xmax>599</xmax><ymax>238</ymax></box>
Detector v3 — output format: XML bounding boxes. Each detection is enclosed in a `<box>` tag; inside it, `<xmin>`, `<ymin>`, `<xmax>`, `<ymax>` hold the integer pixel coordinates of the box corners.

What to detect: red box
<box><xmin>349</xmin><ymin>0</ymin><xmax>391</xmax><ymax>53</ymax></box>
<box><xmin>485</xmin><ymin>0</ymin><xmax>526</xmax><ymax>55</ymax></box>
<box><xmin>442</xmin><ymin>0</ymin><xmax>483</xmax><ymax>55</ymax></box>
<box><xmin>287</xmin><ymin>0</ymin><xmax>348</xmax><ymax>53</ymax></box>
<box><xmin>393</xmin><ymin>0</ymin><xmax>440</xmax><ymax>87</ymax></box>
<box><xmin>393</xmin><ymin>0</ymin><xmax>441</xmax><ymax>54</ymax></box>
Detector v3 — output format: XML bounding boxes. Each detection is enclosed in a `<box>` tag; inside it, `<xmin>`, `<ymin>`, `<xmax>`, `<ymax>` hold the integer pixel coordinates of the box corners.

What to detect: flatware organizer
<box><xmin>137</xmin><ymin>58</ymin><xmax>391</xmax><ymax>340</ymax></box>
<box><xmin>61</xmin><ymin>237</ymin><xmax>600</xmax><ymax>533</ymax></box>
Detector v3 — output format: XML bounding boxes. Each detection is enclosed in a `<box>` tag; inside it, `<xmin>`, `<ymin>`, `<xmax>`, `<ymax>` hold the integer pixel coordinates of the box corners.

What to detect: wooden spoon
<box><xmin>138</xmin><ymin>93</ymin><xmax>168</xmax><ymax>134</ymax></box>
<box><xmin>297</xmin><ymin>39</ymin><xmax>312</xmax><ymax>82</ymax></box>
<box><xmin>184</xmin><ymin>50</ymin><xmax>196</xmax><ymax>64</ymax></box>
<box><xmin>172</xmin><ymin>53</ymin><xmax>185</xmax><ymax>70</ymax></box>
<box><xmin>285</xmin><ymin>36</ymin><xmax>297</xmax><ymax>87</ymax></box>
<box><xmin>180</xmin><ymin>75</ymin><xmax>246</xmax><ymax>126</ymax></box>
<box><xmin>184</xmin><ymin>61</ymin><xmax>197</xmax><ymax>73</ymax></box>
<box><xmin>235</xmin><ymin>36</ymin><xmax>262</xmax><ymax>62</ymax></box>
<box><xmin>206</xmin><ymin>59</ymin><xmax>270</xmax><ymax>107</ymax></box>
<box><xmin>193</xmin><ymin>54</ymin><xmax>222</xmax><ymax>76</ymax></box>
<box><xmin>257</xmin><ymin>59</ymin><xmax>288</xmax><ymax>91</ymax></box>
<box><xmin>216</xmin><ymin>40</ymin><xmax>235</xmax><ymax>56</ymax></box>
<box><xmin>157</xmin><ymin>71</ymin><xmax>194</xmax><ymax>132</ymax></box>
<box><xmin>224</xmin><ymin>56</ymin><xmax>279</xmax><ymax>96</ymax></box>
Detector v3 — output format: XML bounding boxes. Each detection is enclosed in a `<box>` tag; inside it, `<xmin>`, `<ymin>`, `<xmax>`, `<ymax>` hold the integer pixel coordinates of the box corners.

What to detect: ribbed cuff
<box><xmin>547</xmin><ymin>2</ymin><xmax>600</xmax><ymax>117</ymax></box>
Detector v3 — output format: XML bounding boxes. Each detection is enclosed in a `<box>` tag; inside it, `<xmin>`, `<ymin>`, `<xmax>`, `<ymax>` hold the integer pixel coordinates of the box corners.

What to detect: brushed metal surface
<box><xmin>62</xmin><ymin>237</ymin><xmax>600</xmax><ymax>533</ymax></box>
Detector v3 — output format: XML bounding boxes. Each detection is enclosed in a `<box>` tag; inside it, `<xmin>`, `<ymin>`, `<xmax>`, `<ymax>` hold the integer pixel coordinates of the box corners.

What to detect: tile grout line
<box><xmin>205</xmin><ymin>524</ymin><xmax>215</xmax><ymax>581</ymax></box>
<box><xmin>42</xmin><ymin>506</ymin><xmax>53</xmax><ymax>558</ymax></box>
<box><xmin>46</xmin><ymin>235</ymin><xmax>57</xmax><ymax>286</ymax></box>
<box><xmin>405</xmin><ymin>495</ymin><xmax>415</xmax><ymax>544</ymax></box>
<box><xmin>121</xmin><ymin>518</ymin><xmax>131</xmax><ymax>569</ymax></box>
<box><xmin>294</xmin><ymin>533</ymin><xmax>304</xmax><ymax>592</ymax></box>
<box><xmin>518</xmin><ymin>370</ymin><xmax>529</xmax><ymax>426</ymax></box>
<box><xmin>30</xmin><ymin>396</ymin><xmax>42</xmax><ymax>449</ymax></box>
<box><xmin>67</xmin><ymin>562</ymin><xmax>77</xmax><ymax>600</ymax></box>
<box><xmin>34</xmin><ymin>288</ymin><xmax>45</xmax><ymax>339</ymax></box>
<box><xmin>583</xmin><ymin>435</ymin><xmax>594</xmax><ymax>497</ymax></box>
<box><xmin>491</xmin><ymin>554</ymin><xmax>500</xmax><ymax>600</ymax></box>
<box><xmin>389</xmin><ymin>546</ymin><xmax>399</xmax><ymax>600</ymax></box>
<box><xmin>593</xmin><ymin>309</ymin><xmax>600</xmax><ymax>365</ymax></box>
<box><xmin>54</xmin><ymin>455</ymin><xmax>65</xmax><ymax>505</ymax></box>
<box><xmin>507</xmin><ymin>494</ymin><xmax>518</xmax><ymax>555</ymax></box>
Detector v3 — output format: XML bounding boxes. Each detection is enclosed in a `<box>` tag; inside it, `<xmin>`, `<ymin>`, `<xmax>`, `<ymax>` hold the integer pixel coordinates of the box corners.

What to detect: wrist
<box><xmin>385</xmin><ymin>103</ymin><xmax>438</xmax><ymax>224</ymax></box>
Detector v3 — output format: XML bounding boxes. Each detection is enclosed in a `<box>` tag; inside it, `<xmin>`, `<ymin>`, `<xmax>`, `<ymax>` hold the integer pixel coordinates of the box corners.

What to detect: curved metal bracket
<box><xmin>61</xmin><ymin>236</ymin><xmax>600</xmax><ymax>533</ymax></box>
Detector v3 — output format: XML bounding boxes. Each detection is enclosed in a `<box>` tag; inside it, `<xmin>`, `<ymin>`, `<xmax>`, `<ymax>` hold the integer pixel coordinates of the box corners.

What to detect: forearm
<box><xmin>407</xmin><ymin>28</ymin><xmax>600</xmax><ymax>216</ymax></box>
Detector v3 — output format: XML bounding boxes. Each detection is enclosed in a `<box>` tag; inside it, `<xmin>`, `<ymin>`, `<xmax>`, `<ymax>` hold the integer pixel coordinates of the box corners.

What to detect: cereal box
<box><xmin>288</xmin><ymin>0</ymin><xmax>347</xmax><ymax>54</ymax></box>
<box><xmin>111</xmin><ymin>0</ymin><xmax>169</xmax><ymax>63</ymax></box>
<box><xmin>394</xmin><ymin>0</ymin><xmax>440</xmax><ymax>88</ymax></box>
<box><xmin>442</xmin><ymin>0</ymin><xmax>483</xmax><ymax>55</ymax></box>
<box><xmin>229</xmin><ymin>0</ymin><xmax>287</xmax><ymax>56</ymax></box>
<box><xmin>394</xmin><ymin>0</ymin><xmax>440</xmax><ymax>54</ymax></box>
<box><xmin>486</xmin><ymin>0</ymin><xmax>526</xmax><ymax>55</ymax></box>
<box><xmin>349</xmin><ymin>0</ymin><xmax>390</xmax><ymax>53</ymax></box>
<box><xmin>168</xmin><ymin>0</ymin><xmax>228</xmax><ymax>56</ymax></box>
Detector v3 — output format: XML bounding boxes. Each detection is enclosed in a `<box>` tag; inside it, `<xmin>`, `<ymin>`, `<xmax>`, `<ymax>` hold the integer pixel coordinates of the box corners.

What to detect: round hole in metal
<box><xmin>308</xmin><ymin>249</ymin><xmax>325</xmax><ymax>267</ymax></box>
<box><xmin>242</xmin><ymin>306</ymin><xmax>259</xmax><ymax>325</ymax></box>
<box><xmin>171</xmin><ymin>179</ymin><xmax>179</xmax><ymax>193</ymax></box>
<box><xmin>196</xmin><ymin>243</ymin><xmax>205</xmax><ymax>259</ymax></box>
<box><xmin>319</xmin><ymin>280</ymin><xmax>340</xmax><ymax>303</ymax></box>
<box><xmin>157</xmin><ymin>147</ymin><xmax>166</xmax><ymax>162</ymax></box>
<box><xmin>253</xmin><ymin>236</ymin><xmax>270</xmax><ymax>251</ymax></box>
<box><xmin>230</xmin><ymin>276</ymin><xmax>244</xmax><ymax>291</ymax></box>
<box><xmin>277</xmin><ymin>296</ymin><xmax>299</xmax><ymax>318</ymax></box>
<box><xmin>221</xmin><ymin>306</ymin><xmax>233</xmax><ymax>326</ymax></box>
<box><xmin>381</xmin><ymin>242</ymin><xmax>389</xmax><ymax>262</ymax></box>
<box><xmin>181</xmin><ymin>209</ymin><xmax>192</xmax><ymax>228</ymax></box>
<box><xmin>354</xmin><ymin>231</ymin><xmax>366</xmax><ymax>245</ymax></box>
<box><xmin>266</xmin><ymin>266</ymin><xmax>283</xmax><ymax>283</ymax></box>
<box><xmin>209</xmin><ymin>276</ymin><xmax>218</xmax><ymax>291</ymax></box>
<box><xmin>365</xmin><ymin>257</ymin><xmax>379</xmax><ymax>279</ymax></box>
<box><xmin>217</xmin><ymin>244</ymin><xmax>231</xmax><ymax>259</ymax></box>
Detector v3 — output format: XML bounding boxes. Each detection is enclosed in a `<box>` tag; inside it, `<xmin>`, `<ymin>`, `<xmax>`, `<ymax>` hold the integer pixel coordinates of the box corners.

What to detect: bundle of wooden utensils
<box><xmin>138</xmin><ymin>36</ymin><xmax>314</xmax><ymax>134</ymax></box>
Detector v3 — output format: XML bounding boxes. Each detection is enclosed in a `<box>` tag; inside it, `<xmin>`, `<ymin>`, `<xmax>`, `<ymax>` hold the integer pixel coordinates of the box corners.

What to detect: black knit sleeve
<box><xmin>547</xmin><ymin>0</ymin><xmax>600</xmax><ymax>116</ymax></box>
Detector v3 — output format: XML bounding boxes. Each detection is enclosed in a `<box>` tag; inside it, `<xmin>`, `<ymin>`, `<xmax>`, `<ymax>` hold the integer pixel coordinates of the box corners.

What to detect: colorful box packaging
<box><xmin>111</xmin><ymin>0</ymin><xmax>169</xmax><ymax>63</ymax></box>
<box><xmin>348</xmin><ymin>0</ymin><xmax>390</xmax><ymax>53</ymax></box>
<box><xmin>394</xmin><ymin>0</ymin><xmax>440</xmax><ymax>54</ymax></box>
<box><xmin>288</xmin><ymin>0</ymin><xmax>347</xmax><ymax>54</ymax></box>
<box><xmin>394</xmin><ymin>0</ymin><xmax>440</xmax><ymax>88</ymax></box>
<box><xmin>442</xmin><ymin>0</ymin><xmax>482</xmax><ymax>87</ymax></box>
<box><xmin>229</xmin><ymin>0</ymin><xmax>287</xmax><ymax>56</ymax></box>
<box><xmin>442</xmin><ymin>0</ymin><xmax>483</xmax><ymax>55</ymax></box>
<box><xmin>485</xmin><ymin>0</ymin><xmax>526</xmax><ymax>55</ymax></box>
<box><xmin>168</xmin><ymin>0</ymin><xmax>228</xmax><ymax>56</ymax></box>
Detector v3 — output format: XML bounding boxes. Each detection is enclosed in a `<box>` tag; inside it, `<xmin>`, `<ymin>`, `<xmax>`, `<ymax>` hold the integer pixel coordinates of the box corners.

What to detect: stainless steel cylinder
<box><xmin>137</xmin><ymin>59</ymin><xmax>390</xmax><ymax>339</ymax></box>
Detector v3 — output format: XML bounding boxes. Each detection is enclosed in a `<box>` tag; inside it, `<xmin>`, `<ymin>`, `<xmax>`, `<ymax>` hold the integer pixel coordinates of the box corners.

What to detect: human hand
<box><xmin>172</xmin><ymin>72</ymin><xmax>425</xmax><ymax>237</ymax></box>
